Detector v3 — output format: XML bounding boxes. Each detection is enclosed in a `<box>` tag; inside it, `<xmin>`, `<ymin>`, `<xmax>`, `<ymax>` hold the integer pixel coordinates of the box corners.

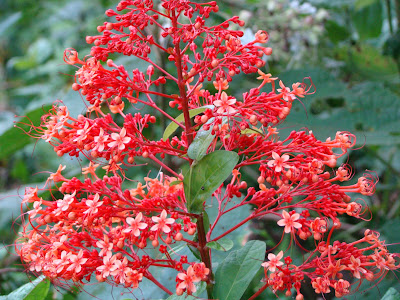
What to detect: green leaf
<box><xmin>183</xmin><ymin>150</ymin><xmax>239</xmax><ymax>213</ymax></box>
<box><xmin>213</xmin><ymin>240</ymin><xmax>266</xmax><ymax>300</ymax></box>
<box><xmin>169</xmin><ymin>180</ymin><xmax>182</xmax><ymax>186</ymax></box>
<box><xmin>335</xmin><ymin>44</ymin><xmax>398</xmax><ymax>80</ymax></box>
<box><xmin>162</xmin><ymin>106</ymin><xmax>213</xmax><ymax>141</ymax></box>
<box><xmin>0</xmin><ymin>276</ymin><xmax>50</xmax><ymax>300</ymax></box>
<box><xmin>325</xmin><ymin>20</ymin><xmax>350</xmax><ymax>44</ymax></box>
<box><xmin>277</xmin><ymin>67</ymin><xmax>347</xmax><ymax>108</ymax></box>
<box><xmin>381</xmin><ymin>288</ymin><xmax>400</xmax><ymax>300</ymax></box>
<box><xmin>207</xmin><ymin>237</ymin><xmax>234</xmax><ymax>252</ymax></box>
<box><xmin>0</xmin><ymin>12</ymin><xmax>21</xmax><ymax>37</ymax></box>
<box><xmin>188</xmin><ymin>243</ymin><xmax>202</xmax><ymax>260</ymax></box>
<box><xmin>355</xmin><ymin>0</ymin><xmax>379</xmax><ymax>10</ymax></box>
<box><xmin>165</xmin><ymin>243</ymin><xmax>187</xmax><ymax>258</ymax></box>
<box><xmin>383</xmin><ymin>31</ymin><xmax>400</xmax><ymax>60</ymax></box>
<box><xmin>241</xmin><ymin>127</ymin><xmax>263</xmax><ymax>135</ymax></box>
<box><xmin>188</xmin><ymin>116</ymin><xmax>228</xmax><ymax>161</ymax></box>
<box><xmin>0</xmin><ymin>105</ymin><xmax>51</xmax><ymax>161</ymax></box>
<box><xmin>187</xmin><ymin>128</ymin><xmax>215</xmax><ymax>161</ymax></box>
<box><xmin>352</xmin><ymin>1</ymin><xmax>383</xmax><ymax>40</ymax></box>
<box><xmin>307</xmin><ymin>0</ymin><xmax>355</xmax><ymax>8</ymax></box>
<box><xmin>202</xmin><ymin>211</ymin><xmax>210</xmax><ymax>234</ymax></box>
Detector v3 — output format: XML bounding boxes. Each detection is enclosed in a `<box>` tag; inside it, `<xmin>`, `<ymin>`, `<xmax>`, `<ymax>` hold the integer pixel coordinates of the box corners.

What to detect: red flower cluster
<box><xmin>16</xmin><ymin>0</ymin><xmax>398</xmax><ymax>298</ymax></box>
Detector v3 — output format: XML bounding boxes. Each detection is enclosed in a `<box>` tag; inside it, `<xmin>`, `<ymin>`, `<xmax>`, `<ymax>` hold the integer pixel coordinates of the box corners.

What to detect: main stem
<box><xmin>197</xmin><ymin>213</ymin><xmax>214</xmax><ymax>296</ymax></box>
<box><xmin>172</xmin><ymin>11</ymin><xmax>213</xmax><ymax>298</ymax></box>
<box><xmin>172</xmin><ymin>11</ymin><xmax>194</xmax><ymax>147</ymax></box>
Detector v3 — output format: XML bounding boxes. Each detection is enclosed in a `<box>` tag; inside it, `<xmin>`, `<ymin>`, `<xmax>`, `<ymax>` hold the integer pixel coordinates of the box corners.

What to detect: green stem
<box><xmin>385</xmin><ymin>0</ymin><xmax>394</xmax><ymax>34</ymax></box>
<box><xmin>395</xmin><ymin>0</ymin><xmax>400</xmax><ymax>30</ymax></box>
<box><xmin>366</xmin><ymin>148</ymin><xmax>400</xmax><ymax>178</ymax></box>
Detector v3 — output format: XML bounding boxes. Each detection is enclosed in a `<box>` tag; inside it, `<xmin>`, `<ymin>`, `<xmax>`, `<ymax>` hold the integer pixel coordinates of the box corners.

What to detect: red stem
<box><xmin>145</xmin><ymin>272</ymin><xmax>173</xmax><ymax>295</ymax></box>
<box><xmin>209</xmin><ymin>214</ymin><xmax>255</xmax><ymax>242</ymax></box>
<box><xmin>149</xmin><ymin>154</ymin><xmax>183</xmax><ymax>179</ymax></box>
<box><xmin>125</xmin><ymin>95</ymin><xmax>185</xmax><ymax>130</ymax></box>
<box><xmin>248</xmin><ymin>283</ymin><xmax>269</xmax><ymax>300</ymax></box>
<box><xmin>172</xmin><ymin>11</ymin><xmax>194</xmax><ymax>147</ymax></box>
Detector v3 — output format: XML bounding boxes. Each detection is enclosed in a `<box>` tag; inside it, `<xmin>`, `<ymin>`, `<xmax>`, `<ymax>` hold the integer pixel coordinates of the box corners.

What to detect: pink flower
<box><xmin>267</xmin><ymin>152</ymin><xmax>290</xmax><ymax>172</ymax></box>
<box><xmin>123</xmin><ymin>212</ymin><xmax>148</xmax><ymax>237</ymax></box>
<box><xmin>261</xmin><ymin>251</ymin><xmax>284</xmax><ymax>272</ymax></box>
<box><xmin>84</xmin><ymin>193</ymin><xmax>103</xmax><ymax>214</ymax></box>
<box><xmin>213</xmin><ymin>91</ymin><xmax>236</xmax><ymax>114</ymax></box>
<box><xmin>56</xmin><ymin>191</ymin><xmax>76</xmax><ymax>214</ymax></box>
<box><xmin>28</xmin><ymin>199</ymin><xmax>42</xmax><ymax>218</ymax></box>
<box><xmin>96</xmin><ymin>254</ymin><xmax>117</xmax><ymax>278</ymax></box>
<box><xmin>54</xmin><ymin>250</ymin><xmax>71</xmax><ymax>273</ymax></box>
<box><xmin>22</xmin><ymin>187</ymin><xmax>39</xmax><ymax>203</ymax></box>
<box><xmin>277</xmin><ymin>210</ymin><xmax>302</xmax><ymax>233</ymax></box>
<box><xmin>277</xmin><ymin>80</ymin><xmax>296</xmax><ymax>101</ymax></box>
<box><xmin>94</xmin><ymin>128</ymin><xmax>109</xmax><ymax>152</ymax></box>
<box><xmin>29</xmin><ymin>252</ymin><xmax>43</xmax><ymax>272</ymax></box>
<box><xmin>97</xmin><ymin>235</ymin><xmax>113</xmax><ymax>257</ymax></box>
<box><xmin>177</xmin><ymin>265</ymin><xmax>198</xmax><ymax>294</ymax></box>
<box><xmin>49</xmin><ymin>164</ymin><xmax>67</xmax><ymax>182</ymax></box>
<box><xmin>125</xmin><ymin>269</ymin><xmax>143</xmax><ymax>289</ymax></box>
<box><xmin>192</xmin><ymin>262</ymin><xmax>210</xmax><ymax>281</ymax></box>
<box><xmin>74</xmin><ymin>121</ymin><xmax>92</xmax><ymax>142</ymax></box>
<box><xmin>52</xmin><ymin>234</ymin><xmax>68</xmax><ymax>250</ymax></box>
<box><xmin>151</xmin><ymin>209</ymin><xmax>175</xmax><ymax>233</ymax></box>
<box><xmin>67</xmin><ymin>250</ymin><xmax>88</xmax><ymax>273</ymax></box>
<box><xmin>108</xmin><ymin>127</ymin><xmax>131</xmax><ymax>151</ymax></box>
<box><xmin>348</xmin><ymin>256</ymin><xmax>367</xmax><ymax>279</ymax></box>
<box><xmin>110</xmin><ymin>257</ymin><xmax>129</xmax><ymax>284</ymax></box>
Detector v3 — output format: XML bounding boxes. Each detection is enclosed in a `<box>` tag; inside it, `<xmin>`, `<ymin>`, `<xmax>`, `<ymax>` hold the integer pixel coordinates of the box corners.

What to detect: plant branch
<box><xmin>248</xmin><ymin>283</ymin><xmax>269</xmax><ymax>300</ymax></box>
<box><xmin>385</xmin><ymin>0</ymin><xmax>394</xmax><ymax>34</ymax></box>
<box><xmin>145</xmin><ymin>271</ymin><xmax>173</xmax><ymax>295</ymax></box>
<box><xmin>149</xmin><ymin>154</ymin><xmax>183</xmax><ymax>179</ymax></box>
<box><xmin>0</xmin><ymin>268</ymin><xmax>25</xmax><ymax>275</ymax></box>
<box><xmin>172</xmin><ymin>11</ymin><xmax>194</xmax><ymax>147</ymax></box>
<box><xmin>196</xmin><ymin>213</ymin><xmax>214</xmax><ymax>298</ymax></box>
<box><xmin>395</xmin><ymin>0</ymin><xmax>400</xmax><ymax>30</ymax></box>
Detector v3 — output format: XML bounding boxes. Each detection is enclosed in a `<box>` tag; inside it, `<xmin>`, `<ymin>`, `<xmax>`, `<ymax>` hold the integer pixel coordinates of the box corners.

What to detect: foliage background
<box><xmin>0</xmin><ymin>0</ymin><xmax>399</xmax><ymax>299</ymax></box>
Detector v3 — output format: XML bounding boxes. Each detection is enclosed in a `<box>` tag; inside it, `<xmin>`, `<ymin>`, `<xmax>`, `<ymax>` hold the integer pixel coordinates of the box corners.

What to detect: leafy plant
<box><xmin>1</xmin><ymin>1</ymin><xmax>399</xmax><ymax>300</ymax></box>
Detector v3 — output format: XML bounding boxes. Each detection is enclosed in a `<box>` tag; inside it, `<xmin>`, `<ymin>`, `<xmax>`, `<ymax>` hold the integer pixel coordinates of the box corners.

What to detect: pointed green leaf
<box><xmin>162</xmin><ymin>106</ymin><xmax>213</xmax><ymax>141</ymax></box>
<box><xmin>325</xmin><ymin>20</ymin><xmax>350</xmax><ymax>44</ymax></box>
<box><xmin>0</xmin><ymin>12</ymin><xmax>21</xmax><ymax>37</ymax></box>
<box><xmin>0</xmin><ymin>275</ymin><xmax>50</xmax><ymax>300</ymax></box>
<box><xmin>188</xmin><ymin>116</ymin><xmax>229</xmax><ymax>161</ymax></box>
<box><xmin>382</xmin><ymin>288</ymin><xmax>400</xmax><ymax>300</ymax></box>
<box><xmin>213</xmin><ymin>240</ymin><xmax>266</xmax><ymax>300</ymax></box>
<box><xmin>355</xmin><ymin>0</ymin><xmax>379</xmax><ymax>11</ymax></box>
<box><xmin>241</xmin><ymin>127</ymin><xmax>263</xmax><ymax>135</ymax></box>
<box><xmin>183</xmin><ymin>150</ymin><xmax>239</xmax><ymax>213</ymax></box>
<box><xmin>207</xmin><ymin>237</ymin><xmax>234</xmax><ymax>252</ymax></box>
<box><xmin>0</xmin><ymin>105</ymin><xmax>51</xmax><ymax>161</ymax></box>
<box><xmin>352</xmin><ymin>1</ymin><xmax>383</xmax><ymax>40</ymax></box>
<box><xmin>169</xmin><ymin>180</ymin><xmax>182</xmax><ymax>186</ymax></box>
<box><xmin>188</xmin><ymin>243</ymin><xmax>201</xmax><ymax>260</ymax></box>
<box><xmin>187</xmin><ymin>128</ymin><xmax>215</xmax><ymax>161</ymax></box>
<box><xmin>202</xmin><ymin>211</ymin><xmax>210</xmax><ymax>234</ymax></box>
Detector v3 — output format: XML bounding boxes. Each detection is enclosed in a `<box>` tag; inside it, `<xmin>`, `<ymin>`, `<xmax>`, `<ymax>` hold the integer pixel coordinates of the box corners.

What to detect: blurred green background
<box><xmin>0</xmin><ymin>0</ymin><xmax>400</xmax><ymax>299</ymax></box>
